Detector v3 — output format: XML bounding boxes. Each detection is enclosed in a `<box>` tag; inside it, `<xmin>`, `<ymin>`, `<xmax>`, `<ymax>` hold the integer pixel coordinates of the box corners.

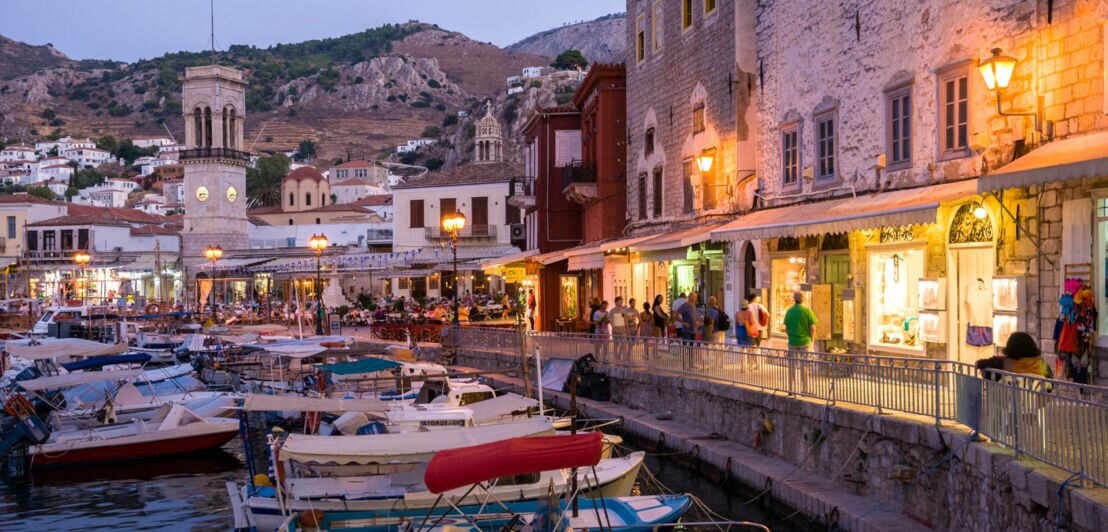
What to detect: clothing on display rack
<box><xmin>1053</xmin><ymin>277</ymin><xmax>1098</xmax><ymax>384</ymax></box>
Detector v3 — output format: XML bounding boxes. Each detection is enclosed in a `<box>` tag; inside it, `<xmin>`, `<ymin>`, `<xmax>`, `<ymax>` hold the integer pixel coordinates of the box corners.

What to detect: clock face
<box><xmin>195</xmin><ymin>186</ymin><xmax>209</xmax><ymax>202</ymax></box>
<box><xmin>226</xmin><ymin>186</ymin><xmax>238</xmax><ymax>202</ymax></box>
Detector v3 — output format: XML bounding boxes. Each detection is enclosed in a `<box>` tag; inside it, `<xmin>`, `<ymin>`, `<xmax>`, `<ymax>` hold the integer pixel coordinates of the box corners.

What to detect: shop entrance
<box><xmin>822</xmin><ymin>253</ymin><xmax>849</xmax><ymax>350</ymax></box>
<box><xmin>949</xmin><ymin>245</ymin><xmax>995</xmax><ymax>364</ymax></box>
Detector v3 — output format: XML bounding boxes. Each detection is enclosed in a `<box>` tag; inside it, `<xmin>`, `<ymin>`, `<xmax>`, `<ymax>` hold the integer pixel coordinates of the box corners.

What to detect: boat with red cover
<box><xmin>27</xmin><ymin>403</ymin><xmax>238</xmax><ymax>467</ymax></box>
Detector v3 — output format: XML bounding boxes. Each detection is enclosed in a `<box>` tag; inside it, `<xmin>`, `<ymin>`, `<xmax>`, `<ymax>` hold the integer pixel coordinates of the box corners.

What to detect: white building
<box><xmin>62</xmin><ymin>147</ymin><xmax>112</xmax><ymax>168</ymax></box>
<box><xmin>161</xmin><ymin>179</ymin><xmax>185</xmax><ymax>205</ymax></box>
<box><xmin>140</xmin><ymin>153</ymin><xmax>180</xmax><ymax>176</ymax></box>
<box><xmin>132</xmin><ymin>136</ymin><xmax>175</xmax><ymax>149</ymax></box>
<box><xmin>331</xmin><ymin>178</ymin><xmax>389</xmax><ymax>205</ymax></box>
<box><xmin>42</xmin><ymin>180</ymin><xmax>69</xmax><ymax>198</ymax></box>
<box><xmin>0</xmin><ymin>144</ymin><xmax>35</xmax><ymax>162</ymax></box>
<box><xmin>394</xmin><ymin>139</ymin><xmax>435</xmax><ymax>154</ymax></box>
<box><xmin>521</xmin><ymin>66</ymin><xmax>543</xmax><ymax>78</ymax></box>
<box><xmin>33</xmin><ymin>164</ymin><xmax>74</xmax><ymax>184</ymax></box>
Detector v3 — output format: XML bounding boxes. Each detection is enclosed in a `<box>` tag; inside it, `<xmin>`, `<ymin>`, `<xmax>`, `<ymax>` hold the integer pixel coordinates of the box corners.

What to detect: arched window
<box><xmin>203</xmin><ymin>107</ymin><xmax>212</xmax><ymax>147</ymax></box>
<box><xmin>193</xmin><ymin>108</ymin><xmax>203</xmax><ymax>148</ymax></box>
<box><xmin>289</xmin><ymin>192</ymin><xmax>295</xmax><ymax>207</ymax></box>
<box><xmin>222</xmin><ymin>107</ymin><xmax>228</xmax><ymax>148</ymax></box>
<box><xmin>288</xmin><ymin>219</ymin><xmax>293</xmax><ymax>225</ymax></box>
<box><xmin>305</xmin><ymin>193</ymin><xmax>312</xmax><ymax>206</ymax></box>
<box><xmin>315</xmin><ymin>218</ymin><xmax>321</xmax><ymax>224</ymax></box>
<box><xmin>321</xmin><ymin>194</ymin><xmax>326</xmax><ymax>206</ymax></box>
<box><xmin>228</xmin><ymin>108</ymin><xmax>237</xmax><ymax>149</ymax></box>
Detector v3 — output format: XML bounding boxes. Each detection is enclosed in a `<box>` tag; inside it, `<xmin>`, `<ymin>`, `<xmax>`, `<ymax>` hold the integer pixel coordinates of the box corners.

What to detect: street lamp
<box><xmin>977</xmin><ymin>47</ymin><xmax>1044</xmax><ymax>133</ymax></box>
<box><xmin>308</xmin><ymin>233</ymin><xmax>329</xmax><ymax>335</ymax></box>
<box><xmin>204</xmin><ymin>245</ymin><xmax>223</xmax><ymax>324</ymax></box>
<box><xmin>73</xmin><ymin>251</ymin><xmax>91</xmax><ymax>304</ymax></box>
<box><xmin>441</xmin><ymin>211</ymin><xmax>466</xmax><ymax>325</ymax></box>
<box><xmin>695</xmin><ymin>148</ymin><xmax>715</xmax><ymax>173</ymax></box>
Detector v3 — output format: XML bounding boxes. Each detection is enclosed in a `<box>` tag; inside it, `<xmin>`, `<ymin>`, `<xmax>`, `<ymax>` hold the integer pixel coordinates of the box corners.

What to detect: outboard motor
<box><xmin>95</xmin><ymin>395</ymin><xmax>118</xmax><ymax>425</ymax></box>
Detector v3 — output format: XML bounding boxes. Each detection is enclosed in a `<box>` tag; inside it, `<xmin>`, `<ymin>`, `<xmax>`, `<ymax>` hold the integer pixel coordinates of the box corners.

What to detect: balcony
<box><xmin>562</xmin><ymin>160</ymin><xmax>597</xmax><ymax>204</ymax></box>
<box><xmin>180</xmin><ymin>147</ymin><xmax>251</xmax><ymax>162</ymax></box>
<box><xmin>424</xmin><ymin>224</ymin><xmax>497</xmax><ymax>241</ymax></box>
<box><xmin>507</xmin><ymin>177</ymin><xmax>535</xmax><ymax>209</ymax></box>
<box><xmin>365</xmin><ymin>229</ymin><xmax>393</xmax><ymax>243</ymax></box>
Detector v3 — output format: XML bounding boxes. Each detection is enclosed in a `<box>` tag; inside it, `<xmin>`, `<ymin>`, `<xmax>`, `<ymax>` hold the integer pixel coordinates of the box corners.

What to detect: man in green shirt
<box><xmin>783</xmin><ymin>291</ymin><xmax>817</xmax><ymax>393</ymax></box>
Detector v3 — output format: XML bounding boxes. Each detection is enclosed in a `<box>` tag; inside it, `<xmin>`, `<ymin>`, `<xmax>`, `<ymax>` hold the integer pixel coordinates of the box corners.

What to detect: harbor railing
<box><xmin>447</xmin><ymin>326</ymin><xmax>1108</xmax><ymax>488</ymax></box>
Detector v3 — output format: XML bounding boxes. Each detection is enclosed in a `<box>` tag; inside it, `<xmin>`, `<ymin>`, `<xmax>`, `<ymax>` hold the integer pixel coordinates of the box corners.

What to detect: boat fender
<box><xmin>252</xmin><ymin>473</ymin><xmax>272</xmax><ymax>487</ymax></box>
<box><xmin>145</xmin><ymin>303</ymin><xmax>160</xmax><ymax>314</ymax></box>
<box><xmin>300</xmin><ymin>509</ymin><xmax>325</xmax><ymax>528</ymax></box>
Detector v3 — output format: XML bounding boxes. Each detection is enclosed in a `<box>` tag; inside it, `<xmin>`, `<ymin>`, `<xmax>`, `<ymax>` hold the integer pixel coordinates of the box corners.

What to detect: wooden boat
<box><xmin>26</xmin><ymin>403</ymin><xmax>238</xmax><ymax>467</ymax></box>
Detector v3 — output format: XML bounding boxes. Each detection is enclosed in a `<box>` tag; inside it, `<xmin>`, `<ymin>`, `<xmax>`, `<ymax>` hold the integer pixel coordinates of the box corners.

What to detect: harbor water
<box><xmin>0</xmin><ymin>433</ymin><xmax>817</xmax><ymax>531</ymax></box>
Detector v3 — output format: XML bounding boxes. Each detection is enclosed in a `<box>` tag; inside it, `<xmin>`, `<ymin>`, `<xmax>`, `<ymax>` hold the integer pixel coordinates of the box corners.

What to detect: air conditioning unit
<box><xmin>509</xmin><ymin>223</ymin><xmax>526</xmax><ymax>247</ymax></box>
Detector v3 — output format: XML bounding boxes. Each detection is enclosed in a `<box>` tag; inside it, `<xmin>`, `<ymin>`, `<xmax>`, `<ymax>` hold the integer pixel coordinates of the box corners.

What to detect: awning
<box><xmin>0</xmin><ymin>257</ymin><xmax>18</xmax><ymax>269</ymax></box>
<box><xmin>424</xmin><ymin>432</ymin><xmax>602</xmax><ymax>493</ymax></box>
<box><xmin>316</xmin><ymin>357</ymin><xmax>402</xmax><ymax>375</ymax></box>
<box><xmin>17</xmin><ymin>369</ymin><xmax>144</xmax><ymax>391</ymax></box>
<box><xmin>242</xmin><ymin>393</ymin><xmax>389</xmax><ymax>413</ymax></box>
<box><xmin>387</xmin><ymin>269</ymin><xmax>435</xmax><ymax>278</ymax></box>
<box><xmin>978</xmin><ymin>131</ymin><xmax>1108</xmax><ymax>192</ymax></box>
<box><xmin>531</xmin><ymin>249</ymin><xmax>568</xmax><ymax>266</ymax></box>
<box><xmin>480</xmin><ymin>248</ymin><xmax>537</xmax><ymax>270</ymax></box>
<box><xmin>214</xmin><ymin>257</ymin><xmax>275</xmax><ymax>270</ymax></box>
<box><xmin>632</xmin><ymin>222</ymin><xmax>728</xmax><ymax>252</ymax></box>
<box><xmin>564</xmin><ymin>235</ymin><xmax>654</xmax><ymax>272</ymax></box>
<box><xmin>711</xmin><ymin>179</ymin><xmax>979</xmax><ymax>242</ymax></box>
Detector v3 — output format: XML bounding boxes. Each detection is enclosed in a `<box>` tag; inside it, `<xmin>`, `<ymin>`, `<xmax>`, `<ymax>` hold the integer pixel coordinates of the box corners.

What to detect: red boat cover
<box><xmin>424</xmin><ymin>432</ymin><xmax>603</xmax><ymax>494</ymax></box>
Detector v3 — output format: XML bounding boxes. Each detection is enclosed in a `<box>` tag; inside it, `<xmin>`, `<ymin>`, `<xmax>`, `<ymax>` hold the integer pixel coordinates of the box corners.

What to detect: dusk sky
<box><xmin>0</xmin><ymin>0</ymin><xmax>625</xmax><ymax>62</ymax></box>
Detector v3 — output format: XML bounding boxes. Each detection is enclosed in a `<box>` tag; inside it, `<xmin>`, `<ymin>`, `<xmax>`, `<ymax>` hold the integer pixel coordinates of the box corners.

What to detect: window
<box><xmin>652</xmin><ymin>1</ymin><xmax>664</xmax><ymax>51</ymax></box>
<box><xmin>705</xmin><ymin>0</ymin><xmax>717</xmax><ymax>15</ymax></box>
<box><xmin>289</xmin><ymin>192</ymin><xmax>295</xmax><ymax>207</ymax></box>
<box><xmin>315</xmin><ymin>218</ymin><xmax>321</xmax><ymax>224</ymax></box>
<box><xmin>410</xmin><ymin>199</ymin><xmax>425</xmax><ymax>228</ymax></box>
<box><xmin>43</xmin><ymin>230</ymin><xmax>55</xmax><ymax>251</ymax></box>
<box><xmin>636</xmin><ymin>14</ymin><xmax>646</xmax><ymax>63</ymax></box>
<box><xmin>781</xmin><ymin>124</ymin><xmax>800</xmax><ymax>186</ymax></box>
<box><xmin>6</xmin><ymin>216</ymin><xmax>14</xmax><ymax>239</ymax></box>
<box><xmin>472</xmin><ymin>197</ymin><xmax>488</xmax><ymax>233</ymax></box>
<box><xmin>440</xmin><ymin>198</ymin><xmax>456</xmax><ymax>220</ymax></box>
<box><xmin>321</xmin><ymin>194</ymin><xmax>326</xmax><ymax>206</ymax></box>
<box><xmin>77</xmin><ymin>229</ymin><xmax>88</xmax><ymax>249</ymax></box>
<box><xmin>289</xmin><ymin>219</ymin><xmax>293</xmax><ymax>225</ymax></box>
<box><xmin>638</xmin><ymin>173</ymin><xmax>648</xmax><ymax>220</ymax></box>
<box><xmin>60</xmin><ymin>229</ymin><xmax>73</xmax><ymax>250</ymax></box>
<box><xmin>681</xmin><ymin>0</ymin><xmax>693</xmax><ymax>30</ymax></box>
<box><xmin>692</xmin><ymin>103</ymin><xmax>705</xmax><ymax>134</ymax></box>
<box><xmin>644</xmin><ymin>128</ymin><xmax>655</xmax><ymax>155</ymax></box>
<box><xmin>886</xmin><ymin>86</ymin><xmax>912</xmax><ymax>169</ymax></box>
<box><xmin>305</xmin><ymin>193</ymin><xmax>312</xmax><ymax>207</ymax></box>
<box><xmin>682</xmin><ymin>159</ymin><xmax>695</xmax><ymax>214</ymax></box>
<box><xmin>505</xmin><ymin>197</ymin><xmax>520</xmax><ymax>224</ymax></box>
<box><xmin>652</xmin><ymin>166</ymin><xmax>663</xmax><ymax>217</ymax></box>
<box><xmin>938</xmin><ymin>65</ymin><xmax>970</xmax><ymax>158</ymax></box>
<box><xmin>815</xmin><ymin>113</ymin><xmax>836</xmax><ymax>182</ymax></box>
<box><xmin>26</xmin><ymin>230</ymin><xmax>36</xmax><ymax>251</ymax></box>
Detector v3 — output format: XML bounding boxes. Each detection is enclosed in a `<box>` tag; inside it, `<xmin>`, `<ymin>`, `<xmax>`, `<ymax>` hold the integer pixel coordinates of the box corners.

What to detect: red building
<box><xmin>568</xmin><ymin>64</ymin><xmax>628</xmax><ymax>244</ymax></box>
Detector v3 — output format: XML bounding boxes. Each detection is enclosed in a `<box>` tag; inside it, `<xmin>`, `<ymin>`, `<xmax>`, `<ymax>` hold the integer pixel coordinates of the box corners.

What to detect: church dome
<box><xmin>286</xmin><ymin>166</ymin><xmax>326</xmax><ymax>182</ymax></box>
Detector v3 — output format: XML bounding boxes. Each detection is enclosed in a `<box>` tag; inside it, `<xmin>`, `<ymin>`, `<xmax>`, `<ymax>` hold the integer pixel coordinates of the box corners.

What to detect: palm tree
<box><xmin>246</xmin><ymin>154</ymin><xmax>290</xmax><ymax>207</ymax></box>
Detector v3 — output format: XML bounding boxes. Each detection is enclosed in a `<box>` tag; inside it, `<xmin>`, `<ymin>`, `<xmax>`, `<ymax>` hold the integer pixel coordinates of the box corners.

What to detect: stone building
<box><xmin>701</xmin><ymin>0</ymin><xmax>1108</xmax><ymax>382</ymax></box>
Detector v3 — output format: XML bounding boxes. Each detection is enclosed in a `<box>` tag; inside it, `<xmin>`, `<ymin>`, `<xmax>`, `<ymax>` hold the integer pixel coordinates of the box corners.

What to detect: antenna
<box><xmin>209</xmin><ymin>0</ymin><xmax>216</xmax><ymax>65</ymax></box>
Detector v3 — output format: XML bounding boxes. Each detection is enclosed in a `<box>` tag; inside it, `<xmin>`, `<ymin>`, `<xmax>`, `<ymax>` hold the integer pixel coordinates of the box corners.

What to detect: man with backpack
<box><xmin>706</xmin><ymin>296</ymin><xmax>728</xmax><ymax>343</ymax></box>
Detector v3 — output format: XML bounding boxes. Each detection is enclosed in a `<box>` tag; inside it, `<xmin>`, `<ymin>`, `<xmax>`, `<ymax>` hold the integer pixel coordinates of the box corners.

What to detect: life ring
<box><xmin>145</xmin><ymin>303</ymin><xmax>160</xmax><ymax>315</ymax></box>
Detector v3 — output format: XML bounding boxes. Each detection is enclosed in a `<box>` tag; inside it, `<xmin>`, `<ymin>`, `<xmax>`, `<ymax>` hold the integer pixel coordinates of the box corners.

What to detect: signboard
<box><xmin>811</xmin><ymin>284</ymin><xmax>832</xmax><ymax>341</ymax></box>
<box><xmin>503</xmin><ymin>266</ymin><xmax>526</xmax><ymax>284</ymax></box>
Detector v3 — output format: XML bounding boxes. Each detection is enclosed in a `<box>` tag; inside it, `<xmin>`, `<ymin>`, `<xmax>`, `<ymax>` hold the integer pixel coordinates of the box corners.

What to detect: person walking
<box><xmin>651</xmin><ymin>295</ymin><xmax>669</xmax><ymax>337</ymax></box>
<box><xmin>747</xmin><ymin>292</ymin><xmax>768</xmax><ymax>347</ymax></box>
<box><xmin>675</xmin><ymin>292</ymin><xmax>702</xmax><ymax>371</ymax></box>
<box><xmin>610</xmin><ymin>296</ymin><xmax>628</xmax><ymax>360</ymax></box>
<box><xmin>734</xmin><ymin>299</ymin><xmax>757</xmax><ymax>371</ymax></box>
<box><xmin>526</xmin><ymin>289</ymin><xmax>537</xmax><ymax>330</ymax></box>
<box><xmin>706</xmin><ymin>296</ymin><xmax>726</xmax><ymax>344</ymax></box>
<box><xmin>783</xmin><ymin>291</ymin><xmax>816</xmax><ymax>394</ymax></box>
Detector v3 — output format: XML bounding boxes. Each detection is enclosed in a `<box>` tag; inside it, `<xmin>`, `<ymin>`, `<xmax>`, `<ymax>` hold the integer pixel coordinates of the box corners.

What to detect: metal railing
<box><xmin>424</xmin><ymin>225</ymin><xmax>497</xmax><ymax>240</ymax></box>
<box><xmin>180</xmin><ymin>147</ymin><xmax>251</xmax><ymax>161</ymax></box>
<box><xmin>509</xmin><ymin>176</ymin><xmax>534</xmax><ymax>197</ymax></box>
<box><xmin>562</xmin><ymin>160</ymin><xmax>597</xmax><ymax>189</ymax></box>
<box><xmin>450</xmin><ymin>327</ymin><xmax>1108</xmax><ymax>488</ymax></box>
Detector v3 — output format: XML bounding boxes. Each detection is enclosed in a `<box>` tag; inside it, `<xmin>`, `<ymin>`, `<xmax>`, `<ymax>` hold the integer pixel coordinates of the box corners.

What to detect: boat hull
<box><xmin>29</xmin><ymin>426</ymin><xmax>238</xmax><ymax>467</ymax></box>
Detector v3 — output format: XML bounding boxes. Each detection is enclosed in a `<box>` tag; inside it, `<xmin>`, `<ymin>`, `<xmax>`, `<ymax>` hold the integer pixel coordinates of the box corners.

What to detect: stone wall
<box><xmin>452</xmin><ymin>346</ymin><xmax>1108</xmax><ymax>530</ymax></box>
<box><xmin>753</xmin><ymin>0</ymin><xmax>1108</xmax><ymax>204</ymax></box>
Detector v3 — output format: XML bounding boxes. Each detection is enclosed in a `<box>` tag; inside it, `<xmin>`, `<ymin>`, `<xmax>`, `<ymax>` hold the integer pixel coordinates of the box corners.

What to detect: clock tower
<box><xmin>180</xmin><ymin>65</ymin><xmax>249</xmax><ymax>276</ymax></box>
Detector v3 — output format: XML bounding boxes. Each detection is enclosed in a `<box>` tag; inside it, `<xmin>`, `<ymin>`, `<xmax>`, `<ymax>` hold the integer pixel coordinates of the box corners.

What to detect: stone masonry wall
<box><xmin>754</xmin><ymin>0</ymin><xmax>1108</xmax><ymax>205</ymax></box>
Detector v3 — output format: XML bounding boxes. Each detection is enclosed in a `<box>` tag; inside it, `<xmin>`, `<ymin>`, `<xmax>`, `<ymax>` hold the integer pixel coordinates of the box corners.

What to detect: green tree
<box><xmin>295</xmin><ymin>139</ymin><xmax>317</xmax><ymax>161</ymax></box>
<box><xmin>421</xmin><ymin>125</ymin><xmax>441</xmax><ymax>138</ymax></box>
<box><xmin>442</xmin><ymin>113</ymin><xmax>458</xmax><ymax>127</ymax></box>
<box><xmin>95</xmin><ymin>134</ymin><xmax>119</xmax><ymax>153</ymax></box>
<box><xmin>26</xmin><ymin>187</ymin><xmax>56</xmax><ymax>201</ymax></box>
<box><xmin>246</xmin><ymin>153</ymin><xmax>290</xmax><ymax>207</ymax></box>
<box><xmin>41</xmin><ymin>108</ymin><xmax>56</xmax><ymax>120</ymax></box>
<box><xmin>552</xmin><ymin>49</ymin><xmax>588</xmax><ymax>70</ymax></box>
<box><xmin>71</xmin><ymin>168</ymin><xmax>107</xmax><ymax>190</ymax></box>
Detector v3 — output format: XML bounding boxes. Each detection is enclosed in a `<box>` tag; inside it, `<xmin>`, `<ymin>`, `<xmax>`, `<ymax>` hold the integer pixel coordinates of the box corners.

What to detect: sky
<box><xmin>0</xmin><ymin>0</ymin><xmax>625</xmax><ymax>63</ymax></box>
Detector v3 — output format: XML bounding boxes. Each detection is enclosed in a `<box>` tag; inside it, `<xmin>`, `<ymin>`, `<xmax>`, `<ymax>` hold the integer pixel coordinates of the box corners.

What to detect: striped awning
<box><xmin>977</xmin><ymin>131</ymin><xmax>1108</xmax><ymax>192</ymax></box>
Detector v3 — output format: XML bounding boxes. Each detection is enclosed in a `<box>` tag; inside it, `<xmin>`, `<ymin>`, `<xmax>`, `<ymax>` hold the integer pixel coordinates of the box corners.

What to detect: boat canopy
<box><xmin>317</xmin><ymin>357</ymin><xmax>401</xmax><ymax>375</ymax></box>
<box><xmin>280</xmin><ymin>417</ymin><xmax>555</xmax><ymax>465</ymax></box>
<box><xmin>424</xmin><ymin>432</ymin><xmax>603</xmax><ymax>494</ymax></box>
<box><xmin>61</xmin><ymin>353</ymin><xmax>152</xmax><ymax>371</ymax></box>
<box><xmin>244</xmin><ymin>336</ymin><xmax>347</xmax><ymax>357</ymax></box>
<box><xmin>242</xmin><ymin>393</ymin><xmax>390</xmax><ymax>414</ymax></box>
<box><xmin>5</xmin><ymin>338</ymin><xmax>129</xmax><ymax>360</ymax></box>
<box><xmin>465</xmin><ymin>393</ymin><xmax>540</xmax><ymax>425</ymax></box>
<box><xmin>17</xmin><ymin>369</ymin><xmax>144</xmax><ymax>391</ymax></box>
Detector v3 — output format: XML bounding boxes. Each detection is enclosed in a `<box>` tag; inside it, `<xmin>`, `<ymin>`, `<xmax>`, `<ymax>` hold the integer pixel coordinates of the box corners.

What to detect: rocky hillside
<box><xmin>0</xmin><ymin>18</ymin><xmax>620</xmax><ymax>164</ymax></box>
<box><xmin>506</xmin><ymin>13</ymin><xmax>626</xmax><ymax>64</ymax></box>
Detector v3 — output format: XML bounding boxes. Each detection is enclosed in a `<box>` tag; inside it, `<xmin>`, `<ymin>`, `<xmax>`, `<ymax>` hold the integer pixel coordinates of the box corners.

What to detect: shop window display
<box><xmin>771</xmin><ymin>257</ymin><xmax>807</xmax><ymax>336</ymax></box>
<box><xmin>560</xmin><ymin>276</ymin><xmax>578</xmax><ymax>319</ymax></box>
<box><xmin>868</xmin><ymin>248</ymin><xmax>924</xmax><ymax>352</ymax></box>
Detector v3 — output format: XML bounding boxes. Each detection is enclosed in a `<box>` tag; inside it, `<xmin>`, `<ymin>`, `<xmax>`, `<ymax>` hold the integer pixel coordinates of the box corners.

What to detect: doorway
<box><xmin>822</xmin><ymin>253</ymin><xmax>849</xmax><ymax>350</ymax></box>
<box><xmin>949</xmin><ymin>245</ymin><xmax>995</xmax><ymax>363</ymax></box>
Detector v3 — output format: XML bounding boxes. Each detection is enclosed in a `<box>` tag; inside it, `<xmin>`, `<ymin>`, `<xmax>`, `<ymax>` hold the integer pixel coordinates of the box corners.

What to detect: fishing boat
<box><xmin>24</xmin><ymin>403</ymin><xmax>238</xmax><ymax>467</ymax></box>
<box><xmin>268</xmin><ymin>433</ymin><xmax>689</xmax><ymax>532</ymax></box>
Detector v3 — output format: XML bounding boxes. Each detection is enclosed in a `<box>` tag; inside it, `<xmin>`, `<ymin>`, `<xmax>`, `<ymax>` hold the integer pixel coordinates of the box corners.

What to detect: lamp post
<box><xmin>441</xmin><ymin>211</ymin><xmax>467</xmax><ymax>325</ymax></box>
<box><xmin>204</xmin><ymin>245</ymin><xmax>223</xmax><ymax>324</ymax></box>
<box><xmin>977</xmin><ymin>47</ymin><xmax>1045</xmax><ymax>133</ymax></box>
<box><xmin>309</xmin><ymin>233</ymin><xmax>329</xmax><ymax>335</ymax></box>
<box><xmin>73</xmin><ymin>251</ymin><xmax>91</xmax><ymax>305</ymax></box>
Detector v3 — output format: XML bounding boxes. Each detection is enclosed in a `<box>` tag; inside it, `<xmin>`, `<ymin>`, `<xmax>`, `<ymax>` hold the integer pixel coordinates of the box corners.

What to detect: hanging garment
<box><xmin>1057</xmin><ymin>320</ymin><xmax>1079</xmax><ymax>353</ymax></box>
<box><xmin>966</xmin><ymin>325</ymin><xmax>993</xmax><ymax>347</ymax></box>
<box><xmin>964</xmin><ymin>282</ymin><xmax>992</xmax><ymax>327</ymax></box>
